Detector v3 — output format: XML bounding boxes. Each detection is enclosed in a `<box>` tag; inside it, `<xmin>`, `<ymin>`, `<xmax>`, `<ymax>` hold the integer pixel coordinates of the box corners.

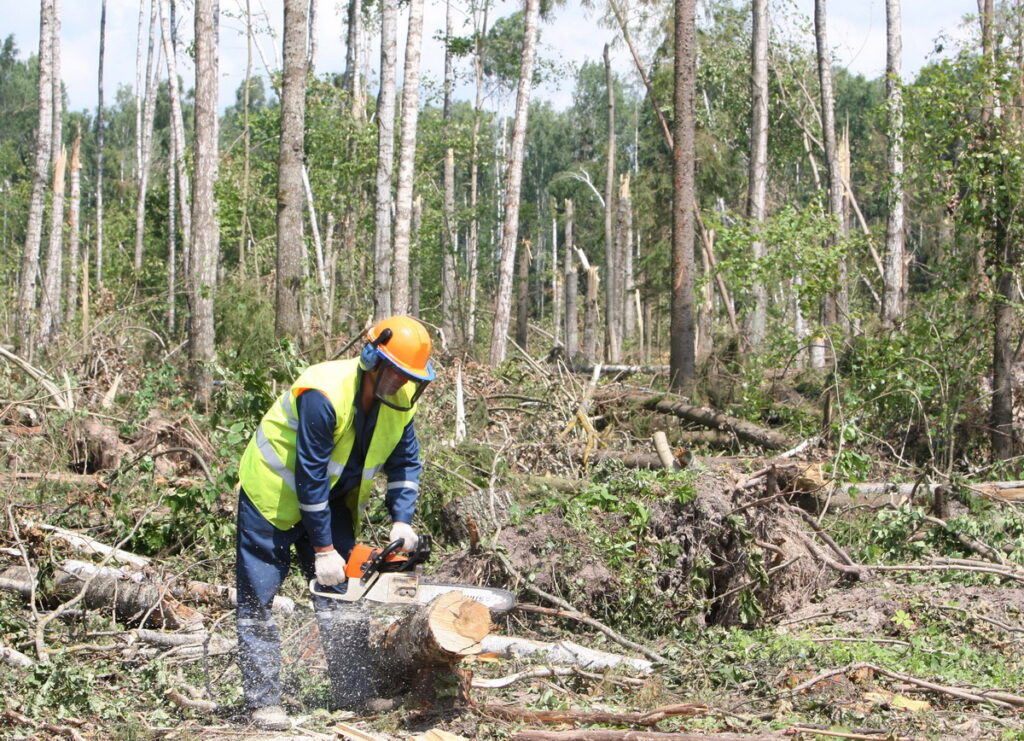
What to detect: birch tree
<box><xmin>65</xmin><ymin>129</ymin><xmax>81</xmax><ymax>325</ymax></box>
<box><xmin>190</xmin><ymin>0</ymin><xmax>219</xmax><ymax>410</ymax></box>
<box><xmin>603</xmin><ymin>43</ymin><xmax>621</xmax><ymax>362</ymax></box>
<box><xmin>488</xmin><ymin>0</ymin><xmax>540</xmax><ymax>365</ymax></box>
<box><xmin>133</xmin><ymin>0</ymin><xmax>160</xmax><ymax>273</ymax></box>
<box><xmin>465</xmin><ymin>1</ymin><xmax>491</xmax><ymax>345</ymax></box>
<box><xmin>563</xmin><ymin>198</ymin><xmax>578</xmax><ymax>359</ymax></box>
<box><xmin>159</xmin><ymin>0</ymin><xmax>191</xmax><ymax>279</ymax></box>
<box><xmin>38</xmin><ymin>0</ymin><xmax>65</xmax><ymax>344</ymax></box>
<box><xmin>440</xmin><ymin>0</ymin><xmax>458</xmax><ymax>342</ymax></box>
<box><xmin>15</xmin><ymin>0</ymin><xmax>54</xmax><ymax>355</ymax></box>
<box><xmin>814</xmin><ymin>0</ymin><xmax>847</xmax><ymax>331</ymax></box>
<box><xmin>373</xmin><ymin>0</ymin><xmax>398</xmax><ymax>320</ymax></box>
<box><xmin>95</xmin><ymin>0</ymin><xmax>107</xmax><ymax>286</ymax></box>
<box><xmin>274</xmin><ymin>0</ymin><xmax>308</xmax><ymax>340</ymax></box>
<box><xmin>746</xmin><ymin>0</ymin><xmax>769</xmax><ymax>346</ymax></box>
<box><xmin>670</xmin><ymin>0</ymin><xmax>697</xmax><ymax>391</ymax></box>
<box><xmin>391</xmin><ymin>0</ymin><xmax>425</xmax><ymax>315</ymax></box>
<box><xmin>881</xmin><ymin>0</ymin><xmax>905</xmax><ymax>326</ymax></box>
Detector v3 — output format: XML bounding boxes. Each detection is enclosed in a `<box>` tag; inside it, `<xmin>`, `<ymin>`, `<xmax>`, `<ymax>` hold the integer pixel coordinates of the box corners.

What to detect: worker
<box><xmin>234</xmin><ymin>315</ymin><xmax>435</xmax><ymax>731</ymax></box>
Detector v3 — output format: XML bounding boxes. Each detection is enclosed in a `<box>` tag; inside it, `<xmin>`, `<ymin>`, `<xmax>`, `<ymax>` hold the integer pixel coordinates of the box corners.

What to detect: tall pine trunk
<box><xmin>190</xmin><ymin>0</ymin><xmax>219</xmax><ymax>410</ymax></box>
<box><xmin>488</xmin><ymin>0</ymin><xmax>540</xmax><ymax>365</ymax></box>
<box><xmin>670</xmin><ymin>0</ymin><xmax>697</xmax><ymax>391</ymax></box>
<box><xmin>16</xmin><ymin>0</ymin><xmax>55</xmax><ymax>356</ymax></box>
<box><xmin>391</xmin><ymin>0</ymin><xmax>425</xmax><ymax>315</ymax></box>
<box><xmin>275</xmin><ymin>0</ymin><xmax>308</xmax><ymax>340</ymax></box>
<box><xmin>373</xmin><ymin>0</ymin><xmax>398</xmax><ymax>320</ymax></box>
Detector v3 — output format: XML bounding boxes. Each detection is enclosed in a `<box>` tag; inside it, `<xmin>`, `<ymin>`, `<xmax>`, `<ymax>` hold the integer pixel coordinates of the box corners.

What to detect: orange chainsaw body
<box><xmin>344</xmin><ymin>543</ymin><xmax>412</xmax><ymax>579</ymax></box>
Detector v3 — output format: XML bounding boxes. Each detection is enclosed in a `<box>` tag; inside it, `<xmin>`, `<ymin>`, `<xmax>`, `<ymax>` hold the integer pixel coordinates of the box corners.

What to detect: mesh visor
<box><xmin>372</xmin><ymin>362</ymin><xmax>429</xmax><ymax>412</ymax></box>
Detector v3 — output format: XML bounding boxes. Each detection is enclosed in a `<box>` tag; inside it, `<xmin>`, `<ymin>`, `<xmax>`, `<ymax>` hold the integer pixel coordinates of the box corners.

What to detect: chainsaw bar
<box><xmin>309</xmin><ymin>575</ymin><xmax>515</xmax><ymax>615</ymax></box>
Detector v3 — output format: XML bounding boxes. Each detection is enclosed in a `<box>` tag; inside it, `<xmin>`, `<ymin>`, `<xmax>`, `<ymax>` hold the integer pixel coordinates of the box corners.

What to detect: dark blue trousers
<box><xmin>235</xmin><ymin>488</ymin><xmax>372</xmax><ymax>709</ymax></box>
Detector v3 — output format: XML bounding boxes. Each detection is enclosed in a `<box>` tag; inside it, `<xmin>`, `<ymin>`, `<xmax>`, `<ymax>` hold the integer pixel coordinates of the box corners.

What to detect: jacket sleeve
<box><xmin>295</xmin><ymin>389</ymin><xmax>336</xmax><ymax>549</ymax></box>
<box><xmin>383</xmin><ymin>419</ymin><xmax>421</xmax><ymax>525</ymax></box>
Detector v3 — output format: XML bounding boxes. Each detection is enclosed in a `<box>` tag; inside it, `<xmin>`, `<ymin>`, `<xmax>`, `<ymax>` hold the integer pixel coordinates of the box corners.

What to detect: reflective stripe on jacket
<box><xmin>237</xmin><ymin>358</ymin><xmax>416</xmax><ymax>532</ymax></box>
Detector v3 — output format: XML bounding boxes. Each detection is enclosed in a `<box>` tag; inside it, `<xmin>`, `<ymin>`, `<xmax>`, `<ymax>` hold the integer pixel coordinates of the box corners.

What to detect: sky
<box><xmin>3</xmin><ymin>0</ymin><xmax>979</xmax><ymax>116</ymax></box>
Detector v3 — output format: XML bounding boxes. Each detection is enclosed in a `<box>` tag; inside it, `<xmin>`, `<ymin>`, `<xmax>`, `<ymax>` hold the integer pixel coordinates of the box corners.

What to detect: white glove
<box><xmin>314</xmin><ymin>549</ymin><xmax>346</xmax><ymax>586</ymax></box>
<box><xmin>389</xmin><ymin>521</ymin><xmax>418</xmax><ymax>552</ymax></box>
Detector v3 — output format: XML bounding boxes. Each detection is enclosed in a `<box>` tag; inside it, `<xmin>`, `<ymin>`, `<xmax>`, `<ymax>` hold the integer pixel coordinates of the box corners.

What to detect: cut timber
<box><xmin>377</xmin><ymin>590</ymin><xmax>490</xmax><ymax>665</ymax></box>
<box><xmin>606</xmin><ymin>392</ymin><xmax>793</xmax><ymax>450</ymax></box>
<box><xmin>511</xmin><ymin>732</ymin><xmax>787</xmax><ymax>740</ymax></box>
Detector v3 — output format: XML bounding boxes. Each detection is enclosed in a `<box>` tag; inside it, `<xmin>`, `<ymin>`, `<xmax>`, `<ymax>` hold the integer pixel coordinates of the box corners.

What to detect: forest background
<box><xmin>3</xmin><ymin>0</ymin><xmax>1024</xmax><ymax>738</ymax></box>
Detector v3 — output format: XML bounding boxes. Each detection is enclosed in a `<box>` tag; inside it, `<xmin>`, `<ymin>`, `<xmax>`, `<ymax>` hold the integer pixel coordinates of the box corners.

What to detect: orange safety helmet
<box><xmin>362</xmin><ymin>316</ymin><xmax>435</xmax><ymax>382</ymax></box>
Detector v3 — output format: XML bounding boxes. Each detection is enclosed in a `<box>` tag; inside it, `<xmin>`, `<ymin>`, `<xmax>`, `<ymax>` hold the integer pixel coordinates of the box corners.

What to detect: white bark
<box><xmin>466</xmin><ymin>5</ymin><xmax>488</xmax><ymax>345</ymax></box>
<box><xmin>391</xmin><ymin>0</ymin><xmax>425</xmax><ymax>316</ymax></box>
<box><xmin>882</xmin><ymin>0</ymin><xmax>905</xmax><ymax>325</ymax></box>
<box><xmin>747</xmin><ymin>0</ymin><xmax>769</xmax><ymax>346</ymax></box>
<box><xmin>488</xmin><ymin>0</ymin><xmax>540</xmax><ymax>365</ymax></box>
<box><xmin>373</xmin><ymin>0</ymin><xmax>398</xmax><ymax>320</ymax></box>
<box><xmin>65</xmin><ymin>130</ymin><xmax>81</xmax><ymax>326</ymax></box>
<box><xmin>133</xmin><ymin>0</ymin><xmax>160</xmax><ymax>273</ymax></box>
<box><xmin>95</xmin><ymin>0</ymin><xmax>107</xmax><ymax>286</ymax></box>
<box><xmin>16</xmin><ymin>0</ymin><xmax>55</xmax><ymax>355</ymax></box>
<box><xmin>159</xmin><ymin>0</ymin><xmax>192</xmax><ymax>274</ymax></box>
<box><xmin>603</xmin><ymin>43</ymin><xmax>620</xmax><ymax>363</ymax></box>
<box><xmin>39</xmin><ymin>0</ymin><xmax>65</xmax><ymax>344</ymax></box>
<box><xmin>190</xmin><ymin>0</ymin><xmax>219</xmax><ymax>410</ymax></box>
<box><xmin>564</xmin><ymin>199</ymin><xmax>578</xmax><ymax>357</ymax></box>
<box><xmin>440</xmin><ymin>0</ymin><xmax>457</xmax><ymax>341</ymax></box>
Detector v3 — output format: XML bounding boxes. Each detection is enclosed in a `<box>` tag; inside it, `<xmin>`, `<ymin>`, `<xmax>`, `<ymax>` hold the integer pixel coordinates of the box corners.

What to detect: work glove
<box><xmin>389</xmin><ymin>521</ymin><xmax>418</xmax><ymax>552</ymax></box>
<box><xmin>314</xmin><ymin>549</ymin><xmax>346</xmax><ymax>586</ymax></box>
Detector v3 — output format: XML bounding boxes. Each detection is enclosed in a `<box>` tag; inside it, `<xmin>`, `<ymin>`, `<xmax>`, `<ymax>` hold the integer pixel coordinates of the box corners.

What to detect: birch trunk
<box><xmin>39</xmin><ymin>0</ymin><xmax>65</xmax><ymax>344</ymax></box>
<box><xmin>343</xmin><ymin>0</ymin><xmax>363</xmax><ymax>116</ymax></box>
<box><xmin>440</xmin><ymin>0</ymin><xmax>458</xmax><ymax>342</ymax></box>
<box><xmin>391</xmin><ymin>0</ymin><xmax>425</xmax><ymax>316</ymax></box>
<box><xmin>239</xmin><ymin>0</ymin><xmax>252</xmax><ymax>276</ymax></box>
<box><xmin>617</xmin><ymin>175</ymin><xmax>634</xmax><ymax>344</ymax></box>
<box><xmin>488</xmin><ymin>0</ymin><xmax>540</xmax><ymax>365</ymax></box>
<box><xmin>133</xmin><ymin>0</ymin><xmax>159</xmax><ymax>273</ymax></box>
<box><xmin>95</xmin><ymin>0</ymin><xmax>106</xmax><ymax>286</ymax></box>
<box><xmin>373</xmin><ymin>0</ymin><xmax>398</xmax><ymax>320</ymax></box>
<box><xmin>65</xmin><ymin>129</ymin><xmax>81</xmax><ymax>326</ymax></box>
<box><xmin>815</xmin><ymin>0</ymin><xmax>847</xmax><ymax>331</ymax></box>
<box><xmin>275</xmin><ymin>0</ymin><xmax>308</xmax><ymax>340</ymax></box>
<box><xmin>16</xmin><ymin>0</ymin><xmax>55</xmax><ymax>355</ymax></box>
<box><xmin>747</xmin><ymin>0</ymin><xmax>769</xmax><ymax>346</ymax></box>
<box><xmin>552</xmin><ymin>213</ymin><xmax>560</xmax><ymax>345</ymax></box>
<box><xmin>159</xmin><ymin>0</ymin><xmax>192</xmax><ymax>277</ymax></box>
<box><xmin>881</xmin><ymin>0</ymin><xmax>905</xmax><ymax>326</ymax></box>
<box><xmin>603</xmin><ymin>43</ymin><xmax>620</xmax><ymax>363</ymax></box>
<box><xmin>515</xmin><ymin>241</ymin><xmax>530</xmax><ymax>350</ymax></box>
<box><xmin>167</xmin><ymin>127</ymin><xmax>177</xmax><ymax>332</ymax></box>
<box><xmin>670</xmin><ymin>0</ymin><xmax>697</xmax><ymax>391</ymax></box>
<box><xmin>564</xmin><ymin>199</ymin><xmax>578</xmax><ymax>359</ymax></box>
<box><xmin>190</xmin><ymin>0</ymin><xmax>219</xmax><ymax>411</ymax></box>
<box><xmin>466</xmin><ymin>6</ymin><xmax>488</xmax><ymax>345</ymax></box>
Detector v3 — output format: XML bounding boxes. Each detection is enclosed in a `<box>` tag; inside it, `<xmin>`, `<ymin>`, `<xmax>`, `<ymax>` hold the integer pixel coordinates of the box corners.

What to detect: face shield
<box><xmin>371</xmin><ymin>360</ymin><xmax>430</xmax><ymax>412</ymax></box>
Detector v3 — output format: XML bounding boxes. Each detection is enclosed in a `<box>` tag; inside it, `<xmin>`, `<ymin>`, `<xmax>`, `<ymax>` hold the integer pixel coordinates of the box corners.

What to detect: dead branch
<box><xmin>494</xmin><ymin>550</ymin><xmax>667</xmax><ymax>664</ymax></box>
<box><xmin>482</xmin><ymin>702</ymin><xmax>709</xmax><ymax>728</ymax></box>
<box><xmin>2</xmin><ymin>708</ymin><xmax>86</xmax><ymax>741</ymax></box>
<box><xmin>921</xmin><ymin>514</ymin><xmax>1007</xmax><ymax>565</ymax></box>
<box><xmin>652</xmin><ymin>431</ymin><xmax>676</xmax><ymax>470</ymax></box>
<box><xmin>0</xmin><ymin>346</ymin><xmax>75</xmax><ymax>410</ymax></box>
<box><xmin>165</xmin><ymin>688</ymin><xmax>218</xmax><ymax>714</ymax></box>
<box><xmin>26</xmin><ymin>521</ymin><xmax>151</xmax><ymax>567</ymax></box>
<box><xmin>788</xmin><ymin>661</ymin><xmax>1024</xmax><ymax>709</ymax></box>
<box><xmin>786</xmin><ymin>506</ymin><xmax>864</xmax><ymax>575</ymax></box>
<box><xmin>787</xmin><ymin>726</ymin><xmax>915</xmax><ymax>741</ymax></box>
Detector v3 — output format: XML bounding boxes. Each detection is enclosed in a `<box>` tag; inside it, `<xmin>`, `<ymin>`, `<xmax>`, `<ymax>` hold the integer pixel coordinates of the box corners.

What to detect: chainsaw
<box><xmin>309</xmin><ymin>534</ymin><xmax>515</xmax><ymax>615</ymax></box>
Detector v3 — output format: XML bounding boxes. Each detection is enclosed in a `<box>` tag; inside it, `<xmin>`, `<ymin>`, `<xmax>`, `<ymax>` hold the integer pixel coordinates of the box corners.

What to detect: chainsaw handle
<box><xmin>359</xmin><ymin>539</ymin><xmax>405</xmax><ymax>585</ymax></box>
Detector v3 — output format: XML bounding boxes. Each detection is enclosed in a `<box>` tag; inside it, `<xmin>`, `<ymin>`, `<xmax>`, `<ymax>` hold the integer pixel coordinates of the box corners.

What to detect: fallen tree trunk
<box><xmin>510</xmin><ymin>729</ymin><xmax>785</xmax><ymax>740</ymax></box>
<box><xmin>604</xmin><ymin>392</ymin><xmax>793</xmax><ymax>450</ymax></box>
<box><xmin>486</xmin><ymin>703</ymin><xmax>708</xmax><ymax>729</ymax></box>
<box><xmin>480</xmin><ymin>634</ymin><xmax>653</xmax><ymax>674</ymax></box>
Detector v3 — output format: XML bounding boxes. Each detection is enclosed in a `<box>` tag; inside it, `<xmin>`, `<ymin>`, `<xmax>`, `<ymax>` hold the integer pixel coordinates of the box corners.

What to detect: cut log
<box><xmin>511</xmin><ymin>732</ymin><xmax>787</xmax><ymax>741</ymax></box>
<box><xmin>376</xmin><ymin>590</ymin><xmax>490</xmax><ymax>665</ymax></box>
<box><xmin>370</xmin><ymin>591</ymin><xmax>491</xmax><ymax>708</ymax></box>
<box><xmin>604</xmin><ymin>392</ymin><xmax>794</xmax><ymax>450</ymax></box>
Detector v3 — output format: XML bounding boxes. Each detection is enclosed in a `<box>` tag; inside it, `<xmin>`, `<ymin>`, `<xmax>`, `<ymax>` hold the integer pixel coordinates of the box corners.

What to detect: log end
<box><xmin>429</xmin><ymin>591</ymin><xmax>491</xmax><ymax>655</ymax></box>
